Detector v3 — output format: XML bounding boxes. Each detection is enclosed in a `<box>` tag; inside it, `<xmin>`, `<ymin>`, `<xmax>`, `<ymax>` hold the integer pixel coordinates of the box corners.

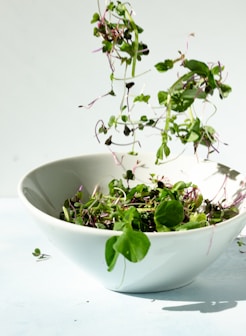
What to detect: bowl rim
<box><xmin>17</xmin><ymin>153</ymin><xmax>246</xmax><ymax>238</ymax></box>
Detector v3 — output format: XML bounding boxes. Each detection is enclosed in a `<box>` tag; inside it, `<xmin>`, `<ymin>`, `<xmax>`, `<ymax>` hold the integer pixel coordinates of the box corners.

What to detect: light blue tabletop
<box><xmin>1</xmin><ymin>198</ymin><xmax>246</xmax><ymax>336</ymax></box>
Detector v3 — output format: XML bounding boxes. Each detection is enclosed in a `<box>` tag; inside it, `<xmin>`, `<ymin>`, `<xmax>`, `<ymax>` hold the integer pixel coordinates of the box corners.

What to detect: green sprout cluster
<box><xmin>88</xmin><ymin>1</ymin><xmax>232</xmax><ymax>163</ymax></box>
<box><xmin>58</xmin><ymin>1</ymin><xmax>239</xmax><ymax>271</ymax></box>
<box><xmin>61</xmin><ymin>174</ymin><xmax>239</xmax><ymax>271</ymax></box>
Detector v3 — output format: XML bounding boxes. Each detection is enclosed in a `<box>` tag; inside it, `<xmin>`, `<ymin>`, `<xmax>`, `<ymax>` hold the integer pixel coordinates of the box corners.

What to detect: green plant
<box><xmin>32</xmin><ymin>248</ymin><xmax>50</xmax><ymax>261</ymax></box>
<box><xmin>60</xmin><ymin>1</ymin><xmax>240</xmax><ymax>271</ymax></box>
<box><xmin>83</xmin><ymin>0</ymin><xmax>231</xmax><ymax>164</ymax></box>
<box><xmin>61</xmin><ymin>175</ymin><xmax>239</xmax><ymax>271</ymax></box>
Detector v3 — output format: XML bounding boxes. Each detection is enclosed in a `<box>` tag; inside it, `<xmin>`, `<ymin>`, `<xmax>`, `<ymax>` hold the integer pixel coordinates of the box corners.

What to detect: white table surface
<box><xmin>1</xmin><ymin>198</ymin><xmax>246</xmax><ymax>336</ymax></box>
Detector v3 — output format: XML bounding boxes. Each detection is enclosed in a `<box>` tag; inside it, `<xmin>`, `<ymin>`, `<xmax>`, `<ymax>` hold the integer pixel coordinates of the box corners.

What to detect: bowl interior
<box><xmin>19</xmin><ymin>153</ymin><xmax>246</xmax><ymax>221</ymax></box>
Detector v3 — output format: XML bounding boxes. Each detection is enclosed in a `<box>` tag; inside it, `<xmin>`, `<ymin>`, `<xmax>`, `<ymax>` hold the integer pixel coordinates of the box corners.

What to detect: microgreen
<box><xmin>83</xmin><ymin>1</ymin><xmax>232</xmax><ymax>163</ymax></box>
<box><xmin>60</xmin><ymin>174</ymin><xmax>239</xmax><ymax>270</ymax></box>
<box><xmin>32</xmin><ymin>248</ymin><xmax>50</xmax><ymax>261</ymax></box>
<box><xmin>237</xmin><ymin>238</ymin><xmax>246</xmax><ymax>253</ymax></box>
<box><xmin>60</xmin><ymin>1</ymin><xmax>239</xmax><ymax>272</ymax></box>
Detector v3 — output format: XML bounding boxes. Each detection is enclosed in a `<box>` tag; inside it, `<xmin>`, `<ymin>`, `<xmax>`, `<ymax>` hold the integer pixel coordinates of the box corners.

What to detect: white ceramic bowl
<box><xmin>18</xmin><ymin>153</ymin><xmax>246</xmax><ymax>293</ymax></box>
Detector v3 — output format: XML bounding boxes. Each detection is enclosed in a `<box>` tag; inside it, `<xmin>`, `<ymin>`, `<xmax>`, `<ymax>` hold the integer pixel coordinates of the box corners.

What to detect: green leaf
<box><xmin>91</xmin><ymin>12</ymin><xmax>100</xmax><ymax>23</ymax></box>
<box><xmin>136</xmin><ymin>24</ymin><xmax>144</xmax><ymax>34</ymax></box>
<box><xmin>120</xmin><ymin>42</ymin><xmax>134</xmax><ymax>56</ymax></box>
<box><xmin>170</xmin><ymin>93</ymin><xmax>194</xmax><ymax>112</ymax></box>
<box><xmin>32</xmin><ymin>248</ymin><xmax>41</xmax><ymax>257</ymax></box>
<box><xmin>102</xmin><ymin>40</ymin><xmax>113</xmax><ymax>53</ymax></box>
<box><xmin>98</xmin><ymin>125</ymin><xmax>107</xmax><ymax>134</ymax></box>
<box><xmin>171</xmin><ymin>181</ymin><xmax>189</xmax><ymax>192</ymax></box>
<box><xmin>140</xmin><ymin>115</ymin><xmax>148</xmax><ymax>122</ymax></box>
<box><xmin>175</xmin><ymin>220</ymin><xmax>207</xmax><ymax>231</ymax></box>
<box><xmin>218</xmin><ymin>83</ymin><xmax>232</xmax><ymax>98</ymax></box>
<box><xmin>163</xmin><ymin>143</ymin><xmax>170</xmax><ymax>157</ymax></box>
<box><xmin>181</xmin><ymin>88</ymin><xmax>206</xmax><ymax>100</ymax></box>
<box><xmin>183</xmin><ymin>59</ymin><xmax>209</xmax><ymax>76</ymax></box>
<box><xmin>211</xmin><ymin>64</ymin><xmax>223</xmax><ymax>75</ymax></box>
<box><xmin>207</xmin><ymin>70</ymin><xmax>217</xmax><ymax>90</ymax></box>
<box><xmin>108</xmin><ymin>115</ymin><xmax>116</xmax><ymax>127</ymax></box>
<box><xmin>105</xmin><ymin>236</ymin><xmax>119</xmax><ymax>272</ymax></box>
<box><xmin>133</xmin><ymin>94</ymin><xmax>150</xmax><ymax>103</ymax></box>
<box><xmin>189</xmin><ymin>117</ymin><xmax>201</xmax><ymax>132</ymax></box>
<box><xmin>113</xmin><ymin>221</ymin><xmax>126</xmax><ymax>231</ymax></box>
<box><xmin>107</xmin><ymin>2</ymin><xmax>115</xmax><ymax>11</ymax></box>
<box><xmin>185</xmin><ymin>118</ymin><xmax>202</xmax><ymax>142</ymax></box>
<box><xmin>108</xmin><ymin>178</ymin><xmax>126</xmax><ymax>196</ymax></box>
<box><xmin>186</xmin><ymin>131</ymin><xmax>200</xmax><ymax>142</ymax></box>
<box><xmin>121</xmin><ymin>115</ymin><xmax>128</xmax><ymax>122</ymax></box>
<box><xmin>157</xmin><ymin>91</ymin><xmax>168</xmax><ymax>105</ymax></box>
<box><xmin>113</xmin><ymin>228</ymin><xmax>151</xmax><ymax>263</ymax></box>
<box><xmin>146</xmin><ymin>119</ymin><xmax>155</xmax><ymax>126</ymax></box>
<box><xmin>138</xmin><ymin>123</ymin><xmax>144</xmax><ymax>130</ymax></box>
<box><xmin>190</xmin><ymin>212</ymin><xmax>207</xmax><ymax>222</ymax></box>
<box><xmin>156</xmin><ymin>142</ymin><xmax>170</xmax><ymax>163</ymax></box>
<box><xmin>154</xmin><ymin>200</ymin><xmax>184</xmax><ymax>230</ymax></box>
<box><xmin>116</xmin><ymin>2</ymin><xmax>126</xmax><ymax>15</ymax></box>
<box><xmin>155</xmin><ymin>59</ymin><xmax>174</xmax><ymax>72</ymax></box>
<box><xmin>123</xmin><ymin>170</ymin><xmax>135</xmax><ymax>181</ymax></box>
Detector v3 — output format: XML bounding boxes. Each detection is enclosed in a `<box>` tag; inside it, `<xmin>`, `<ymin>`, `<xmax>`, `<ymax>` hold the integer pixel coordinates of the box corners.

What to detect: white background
<box><xmin>1</xmin><ymin>0</ymin><xmax>246</xmax><ymax>196</ymax></box>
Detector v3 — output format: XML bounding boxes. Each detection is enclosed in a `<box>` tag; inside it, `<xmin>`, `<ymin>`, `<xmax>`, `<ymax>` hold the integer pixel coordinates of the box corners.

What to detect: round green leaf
<box><xmin>113</xmin><ymin>228</ymin><xmax>150</xmax><ymax>263</ymax></box>
<box><xmin>154</xmin><ymin>200</ymin><xmax>184</xmax><ymax>229</ymax></box>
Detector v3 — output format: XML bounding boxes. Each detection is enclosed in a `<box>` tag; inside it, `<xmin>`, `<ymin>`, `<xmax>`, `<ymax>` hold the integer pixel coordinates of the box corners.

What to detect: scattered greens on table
<box><xmin>32</xmin><ymin>248</ymin><xmax>50</xmax><ymax>261</ymax></box>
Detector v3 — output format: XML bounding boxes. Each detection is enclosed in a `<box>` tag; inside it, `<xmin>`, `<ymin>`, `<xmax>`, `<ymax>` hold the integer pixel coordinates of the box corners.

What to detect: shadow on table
<box><xmin>127</xmin><ymin>241</ymin><xmax>246</xmax><ymax>313</ymax></box>
<box><xmin>128</xmin><ymin>276</ymin><xmax>246</xmax><ymax>314</ymax></box>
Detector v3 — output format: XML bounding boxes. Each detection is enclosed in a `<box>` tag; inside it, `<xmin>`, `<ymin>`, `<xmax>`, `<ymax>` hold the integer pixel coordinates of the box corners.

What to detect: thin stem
<box><xmin>120</xmin><ymin>64</ymin><xmax>128</xmax><ymax>112</ymax></box>
<box><xmin>164</xmin><ymin>93</ymin><xmax>172</xmax><ymax>133</ymax></box>
<box><xmin>188</xmin><ymin>106</ymin><xmax>194</xmax><ymax>122</ymax></box>
<box><xmin>124</xmin><ymin>5</ymin><xmax>138</xmax><ymax>77</ymax></box>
